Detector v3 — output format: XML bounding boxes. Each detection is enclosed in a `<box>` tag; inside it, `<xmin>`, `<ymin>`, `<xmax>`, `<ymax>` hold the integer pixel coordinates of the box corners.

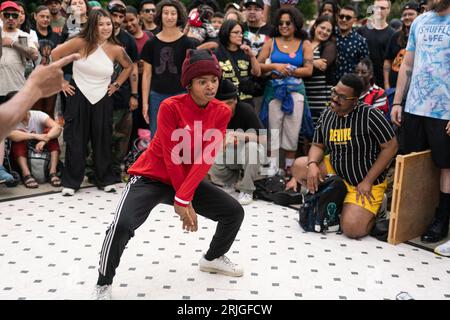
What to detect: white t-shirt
<box><xmin>0</xmin><ymin>29</ymin><xmax>37</xmax><ymax>96</ymax></box>
<box><xmin>29</xmin><ymin>29</ymin><xmax>39</xmax><ymax>45</ymax></box>
<box><xmin>16</xmin><ymin>111</ymin><xmax>49</xmax><ymax>134</ymax></box>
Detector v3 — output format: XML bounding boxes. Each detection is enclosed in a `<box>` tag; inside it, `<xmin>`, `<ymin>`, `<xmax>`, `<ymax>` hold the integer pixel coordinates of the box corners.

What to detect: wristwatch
<box><xmin>113</xmin><ymin>81</ymin><xmax>120</xmax><ymax>89</ymax></box>
<box><xmin>131</xmin><ymin>93</ymin><xmax>139</xmax><ymax>99</ymax></box>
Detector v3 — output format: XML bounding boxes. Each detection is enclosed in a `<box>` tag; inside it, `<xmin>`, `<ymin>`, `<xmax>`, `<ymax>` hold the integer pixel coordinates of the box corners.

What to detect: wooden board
<box><xmin>388</xmin><ymin>150</ymin><xmax>440</xmax><ymax>245</ymax></box>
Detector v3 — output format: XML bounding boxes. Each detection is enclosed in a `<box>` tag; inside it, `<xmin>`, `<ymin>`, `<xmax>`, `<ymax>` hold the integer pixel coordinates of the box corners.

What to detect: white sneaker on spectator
<box><xmin>61</xmin><ymin>188</ymin><xmax>75</xmax><ymax>196</ymax></box>
<box><xmin>238</xmin><ymin>192</ymin><xmax>253</xmax><ymax>205</ymax></box>
<box><xmin>91</xmin><ymin>284</ymin><xmax>112</xmax><ymax>300</ymax></box>
<box><xmin>434</xmin><ymin>240</ymin><xmax>450</xmax><ymax>257</ymax></box>
<box><xmin>103</xmin><ymin>184</ymin><xmax>116</xmax><ymax>193</ymax></box>
<box><xmin>199</xmin><ymin>254</ymin><xmax>243</xmax><ymax>277</ymax></box>
<box><xmin>261</xmin><ymin>157</ymin><xmax>279</xmax><ymax>177</ymax></box>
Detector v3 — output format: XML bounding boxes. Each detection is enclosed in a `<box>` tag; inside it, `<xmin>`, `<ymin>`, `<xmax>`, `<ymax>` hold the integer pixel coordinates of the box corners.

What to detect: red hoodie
<box><xmin>128</xmin><ymin>93</ymin><xmax>231</xmax><ymax>207</ymax></box>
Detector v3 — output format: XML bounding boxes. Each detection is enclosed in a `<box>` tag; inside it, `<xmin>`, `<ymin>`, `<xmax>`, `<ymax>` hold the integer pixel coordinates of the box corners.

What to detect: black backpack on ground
<box><xmin>253</xmin><ymin>174</ymin><xmax>286</xmax><ymax>202</ymax></box>
<box><xmin>299</xmin><ymin>175</ymin><xmax>347</xmax><ymax>234</ymax></box>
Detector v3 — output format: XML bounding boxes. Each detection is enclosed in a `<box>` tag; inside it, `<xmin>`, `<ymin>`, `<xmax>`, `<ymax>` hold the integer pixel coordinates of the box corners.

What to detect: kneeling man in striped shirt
<box><xmin>290</xmin><ymin>73</ymin><xmax>398</xmax><ymax>239</ymax></box>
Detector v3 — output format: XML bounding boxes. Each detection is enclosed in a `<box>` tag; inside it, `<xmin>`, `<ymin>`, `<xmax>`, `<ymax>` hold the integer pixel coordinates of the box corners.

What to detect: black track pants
<box><xmin>97</xmin><ymin>176</ymin><xmax>245</xmax><ymax>285</ymax></box>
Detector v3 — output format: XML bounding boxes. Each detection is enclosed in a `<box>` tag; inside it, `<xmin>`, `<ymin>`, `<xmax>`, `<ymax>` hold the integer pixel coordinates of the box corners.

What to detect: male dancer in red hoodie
<box><xmin>93</xmin><ymin>49</ymin><xmax>244</xmax><ymax>300</ymax></box>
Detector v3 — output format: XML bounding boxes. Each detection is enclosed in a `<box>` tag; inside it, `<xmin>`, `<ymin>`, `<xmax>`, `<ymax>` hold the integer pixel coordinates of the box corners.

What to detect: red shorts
<box><xmin>11</xmin><ymin>138</ymin><xmax>60</xmax><ymax>159</ymax></box>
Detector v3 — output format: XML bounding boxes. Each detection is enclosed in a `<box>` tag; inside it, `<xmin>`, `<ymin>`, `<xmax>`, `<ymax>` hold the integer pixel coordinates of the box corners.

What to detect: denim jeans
<box><xmin>149</xmin><ymin>90</ymin><xmax>184</xmax><ymax>139</ymax></box>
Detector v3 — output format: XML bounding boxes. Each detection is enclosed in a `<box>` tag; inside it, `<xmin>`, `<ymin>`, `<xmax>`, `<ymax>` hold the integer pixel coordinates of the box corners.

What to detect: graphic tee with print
<box><xmin>214</xmin><ymin>46</ymin><xmax>253</xmax><ymax>101</ymax></box>
<box><xmin>404</xmin><ymin>11</ymin><xmax>450</xmax><ymax>120</ymax></box>
<box><xmin>141</xmin><ymin>35</ymin><xmax>195</xmax><ymax>94</ymax></box>
<box><xmin>313</xmin><ymin>104</ymin><xmax>395</xmax><ymax>186</ymax></box>
<box><xmin>243</xmin><ymin>23</ymin><xmax>273</xmax><ymax>57</ymax></box>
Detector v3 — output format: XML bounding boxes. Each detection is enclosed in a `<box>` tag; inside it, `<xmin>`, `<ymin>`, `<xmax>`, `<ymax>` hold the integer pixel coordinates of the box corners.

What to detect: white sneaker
<box><xmin>92</xmin><ymin>284</ymin><xmax>112</xmax><ymax>300</ymax></box>
<box><xmin>61</xmin><ymin>188</ymin><xmax>75</xmax><ymax>196</ymax></box>
<box><xmin>238</xmin><ymin>192</ymin><xmax>253</xmax><ymax>205</ymax></box>
<box><xmin>199</xmin><ymin>254</ymin><xmax>243</xmax><ymax>277</ymax></box>
<box><xmin>434</xmin><ymin>240</ymin><xmax>450</xmax><ymax>257</ymax></box>
<box><xmin>103</xmin><ymin>184</ymin><xmax>116</xmax><ymax>193</ymax></box>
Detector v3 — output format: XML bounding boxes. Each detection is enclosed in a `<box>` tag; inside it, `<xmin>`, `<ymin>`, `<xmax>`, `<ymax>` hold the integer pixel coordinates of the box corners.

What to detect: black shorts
<box><xmin>398</xmin><ymin>112</ymin><xmax>450</xmax><ymax>168</ymax></box>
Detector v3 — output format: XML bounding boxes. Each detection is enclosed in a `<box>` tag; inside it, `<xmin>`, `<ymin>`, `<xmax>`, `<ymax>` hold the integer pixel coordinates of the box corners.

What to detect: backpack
<box><xmin>27</xmin><ymin>144</ymin><xmax>50</xmax><ymax>184</ymax></box>
<box><xmin>299</xmin><ymin>175</ymin><xmax>347</xmax><ymax>234</ymax></box>
<box><xmin>253</xmin><ymin>174</ymin><xmax>286</xmax><ymax>201</ymax></box>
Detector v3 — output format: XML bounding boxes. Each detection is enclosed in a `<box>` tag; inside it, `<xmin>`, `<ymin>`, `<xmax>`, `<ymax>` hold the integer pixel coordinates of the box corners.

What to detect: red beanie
<box><xmin>181</xmin><ymin>49</ymin><xmax>222</xmax><ymax>88</ymax></box>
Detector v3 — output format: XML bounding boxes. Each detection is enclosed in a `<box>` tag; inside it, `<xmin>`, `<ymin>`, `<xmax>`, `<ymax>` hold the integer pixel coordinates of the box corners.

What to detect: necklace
<box><xmin>280</xmin><ymin>38</ymin><xmax>291</xmax><ymax>49</ymax></box>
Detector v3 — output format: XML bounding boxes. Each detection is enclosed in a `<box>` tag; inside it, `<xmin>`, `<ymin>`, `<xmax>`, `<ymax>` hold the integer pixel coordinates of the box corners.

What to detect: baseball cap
<box><xmin>225</xmin><ymin>2</ymin><xmax>240</xmax><ymax>12</ymax></box>
<box><xmin>402</xmin><ymin>2</ymin><xmax>420</xmax><ymax>12</ymax></box>
<box><xmin>243</xmin><ymin>0</ymin><xmax>264</xmax><ymax>9</ymax></box>
<box><xmin>107</xmin><ymin>2</ymin><xmax>126</xmax><ymax>15</ymax></box>
<box><xmin>1</xmin><ymin>1</ymin><xmax>20</xmax><ymax>11</ymax></box>
<box><xmin>216</xmin><ymin>79</ymin><xmax>238</xmax><ymax>101</ymax></box>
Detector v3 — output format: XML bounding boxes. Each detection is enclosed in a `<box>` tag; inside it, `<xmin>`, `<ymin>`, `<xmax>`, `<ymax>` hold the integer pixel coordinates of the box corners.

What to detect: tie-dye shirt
<box><xmin>405</xmin><ymin>11</ymin><xmax>450</xmax><ymax>120</ymax></box>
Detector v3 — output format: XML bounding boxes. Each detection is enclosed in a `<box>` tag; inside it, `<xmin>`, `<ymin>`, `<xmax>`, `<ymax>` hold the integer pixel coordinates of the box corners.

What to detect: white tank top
<box><xmin>73</xmin><ymin>43</ymin><xmax>114</xmax><ymax>105</ymax></box>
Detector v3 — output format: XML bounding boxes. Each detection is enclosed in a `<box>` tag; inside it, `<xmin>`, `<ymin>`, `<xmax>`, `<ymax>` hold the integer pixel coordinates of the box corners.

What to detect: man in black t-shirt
<box><xmin>357</xmin><ymin>0</ymin><xmax>395</xmax><ymax>88</ymax></box>
<box><xmin>209</xmin><ymin>80</ymin><xmax>268</xmax><ymax>206</ymax></box>
<box><xmin>139</xmin><ymin>0</ymin><xmax>160</xmax><ymax>35</ymax></box>
<box><xmin>289</xmin><ymin>74</ymin><xmax>398</xmax><ymax>239</ymax></box>
<box><xmin>383</xmin><ymin>2</ymin><xmax>419</xmax><ymax>90</ymax></box>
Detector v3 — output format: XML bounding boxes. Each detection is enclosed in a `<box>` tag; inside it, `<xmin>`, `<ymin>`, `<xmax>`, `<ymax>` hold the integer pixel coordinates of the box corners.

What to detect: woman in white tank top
<box><xmin>51</xmin><ymin>9</ymin><xmax>133</xmax><ymax>196</ymax></box>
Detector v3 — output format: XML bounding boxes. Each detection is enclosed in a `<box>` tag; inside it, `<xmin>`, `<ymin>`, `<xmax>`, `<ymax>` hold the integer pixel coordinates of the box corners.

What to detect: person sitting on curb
<box><xmin>6</xmin><ymin>91</ymin><xmax>62</xmax><ymax>188</ymax></box>
<box><xmin>289</xmin><ymin>74</ymin><xmax>397</xmax><ymax>239</ymax></box>
<box><xmin>0</xmin><ymin>140</ymin><xmax>14</xmax><ymax>184</ymax></box>
<box><xmin>209</xmin><ymin>79</ymin><xmax>268</xmax><ymax>205</ymax></box>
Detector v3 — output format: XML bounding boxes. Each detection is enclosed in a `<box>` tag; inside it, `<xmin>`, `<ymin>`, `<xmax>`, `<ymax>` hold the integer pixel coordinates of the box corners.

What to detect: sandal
<box><xmin>49</xmin><ymin>173</ymin><xmax>62</xmax><ymax>187</ymax></box>
<box><xmin>23</xmin><ymin>175</ymin><xmax>39</xmax><ymax>189</ymax></box>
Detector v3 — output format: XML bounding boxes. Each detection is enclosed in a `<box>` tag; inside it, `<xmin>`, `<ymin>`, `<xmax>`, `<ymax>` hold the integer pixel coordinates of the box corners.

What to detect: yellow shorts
<box><xmin>323</xmin><ymin>156</ymin><xmax>387</xmax><ymax>215</ymax></box>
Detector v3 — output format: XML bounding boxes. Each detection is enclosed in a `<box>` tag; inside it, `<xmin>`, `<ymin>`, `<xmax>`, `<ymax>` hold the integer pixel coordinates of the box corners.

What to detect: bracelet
<box><xmin>113</xmin><ymin>82</ymin><xmax>120</xmax><ymax>89</ymax></box>
<box><xmin>306</xmin><ymin>160</ymin><xmax>320</xmax><ymax>169</ymax></box>
<box><xmin>392</xmin><ymin>103</ymin><xmax>402</xmax><ymax>107</ymax></box>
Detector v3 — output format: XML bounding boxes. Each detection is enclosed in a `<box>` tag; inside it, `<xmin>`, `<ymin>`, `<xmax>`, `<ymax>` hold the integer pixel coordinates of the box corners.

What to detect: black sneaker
<box><xmin>421</xmin><ymin>212</ymin><xmax>449</xmax><ymax>243</ymax></box>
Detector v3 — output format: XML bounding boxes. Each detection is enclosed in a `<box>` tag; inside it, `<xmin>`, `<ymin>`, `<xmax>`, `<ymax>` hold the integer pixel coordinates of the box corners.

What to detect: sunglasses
<box><xmin>3</xmin><ymin>12</ymin><xmax>19</xmax><ymax>19</ymax></box>
<box><xmin>142</xmin><ymin>8</ymin><xmax>155</xmax><ymax>13</ymax></box>
<box><xmin>330</xmin><ymin>87</ymin><xmax>357</xmax><ymax>101</ymax></box>
<box><xmin>338</xmin><ymin>14</ymin><xmax>354</xmax><ymax>21</ymax></box>
<box><xmin>278</xmin><ymin>21</ymin><xmax>292</xmax><ymax>27</ymax></box>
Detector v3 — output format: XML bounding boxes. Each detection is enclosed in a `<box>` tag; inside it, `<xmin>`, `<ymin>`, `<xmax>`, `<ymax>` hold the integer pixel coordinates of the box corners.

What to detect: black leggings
<box><xmin>97</xmin><ymin>176</ymin><xmax>245</xmax><ymax>285</ymax></box>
